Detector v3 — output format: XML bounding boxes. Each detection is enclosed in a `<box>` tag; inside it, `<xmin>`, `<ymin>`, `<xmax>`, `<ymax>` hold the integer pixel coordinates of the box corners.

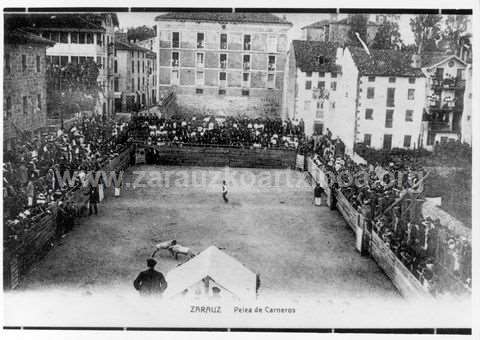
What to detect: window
<box><xmin>385</xmin><ymin>109</ymin><xmax>394</xmax><ymax>128</ymax></box>
<box><xmin>306</xmin><ymin>80</ymin><xmax>312</xmax><ymax>90</ymax></box>
<box><xmin>219</xmin><ymin>54</ymin><xmax>227</xmax><ymax>69</ymax></box>
<box><xmin>365</xmin><ymin>109</ymin><xmax>373</xmax><ymax>120</ymax></box>
<box><xmin>142</xmin><ymin>77</ymin><xmax>145</xmax><ymax>87</ymax></box>
<box><xmin>196</xmin><ymin>52</ymin><xmax>205</xmax><ymax>67</ymax></box>
<box><xmin>368</xmin><ymin>76</ymin><xmax>375</xmax><ymax>82</ymax></box>
<box><xmin>114</xmin><ymin>60</ymin><xmax>118</xmax><ymax>73</ymax></box>
<box><xmin>331</xmin><ymin>72</ymin><xmax>337</xmax><ymax>78</ymax></box>
<box><xmin>71</xmin><ymin>32</ymin><xmax>78</xmax><ymax>43</ymax></box>
<box><xmin>219</xmin><ymin>72</ymin><xmax>226</xmax><ymax>81</ymax></box>
<box><xmin>306</xmin><ymin>72</ymin><xmax>312</xmax><ymax>77</ymax></box>
<box><xmin>405</xmin><ymin>110</ymin><xmax>413</xmax><ymax>122</ymax></box>
<box><xmin>268</xmin><ymin>56</ymin><xmax>276</xmax><ymax>71</ymax></box>
<box><xmin>317</xmin><ymin>81</ymin><xmax>325</xmax><ymax>89</ymax></box>
<box><xmin>407</xmin><ymin>89</ymin><xmax>415</xmax><ymax>100</ymax></box>
<box><xmin>243</xmin><ymin>55</ymin><xmax>250</xmax><ymax>70</ymax></box>
<box><xmin>196</xmin><ymin>88</ymin><xmax>204</xmax><ymax>94</ymax></box>
<box><xmin>171</xmin><ymin>70</ymin><xmax>179</xmax><ymax>85</ymax></box>
<box><xmin>242</xmin><ymin>89</ymin><xmax>250</xmax><ymax>96</ymax></box>
<box><xmin>197</xmin><ymin>33</ymin><xmax>205</xmax><ymax>48</ymax></box>
<box><xmin>5</xmin><ymin>53</ymin><xmax>10</xmax><ymax>74</ymax></box>
<box><xmin>23</xmin><ymin>96</ymin><xmax>28</xmax><ymax>115</ymax></box>
<box><xmin>172</xmin><ymin>52</ymin><xmax>179</xmax><ymax>67</ymax></box>
<box><xmin>6</xmin><ymin>96</ymin><xmax>12</xmax><ymax>119</ymax></box>
<box><xmin>79</xmin><ymin>56</ymin><xmax>86</xmax><ymax>64</ymax></box>
<box><xmin>142</xmin><ymin>60</ymin><xmax>145</xmax><ymax>73</ymax></box>
<box><xmin>403</xmin><ymin>135</ymin><xmax>412</xmax><ymax>148</ymax></box>
<box><xmin>366</xmin><ymin>87</ymin><xmax>375</xmax><ymax>99</ymax></box>
<box><xmin>386</xmin><ymin>88</ymin><xmax>395</xmax><ymax>107</ymax></box>
<box><xmin>96</xmin><ymin>33</ymin><xmax>102</xmax><ymax>46</ymax></box>
<box><xmin>22</xmin><ymin>54</ymin><xmax>27</xmax><ymax>71</ymax></box>
<box><xmin>132</xmin><ymin>60</ymin><xmax>135</xmax><ymax>73</ymax></box>
<box><xmin>408</xmin><ymin>77</ymin><xmax>416</xmax><ymax>84</ymax></box>
<box><xmin>331</xmin><ymin>101</ymin><xmax>336</xmax><ymax>109</ymax></box>
<box><xmin>435</xmin><ymin>68</ymin><xmax>444</xmax><ymax>79</ymax></box>
<box><xmin>388</xmin><ymin>77</ymin><xmax>396</xmax><ymax>83</ymax></box>
<box><xmin>86</xmin><ymin>33</ymin><xmax>94</xmax><ymax>44</ymax></box>
<box><xmin>315</xmin><ymin>110</ymin><xmax>324</xmax><ymax>119</ymax></box>
<box><xmin>172</xmin><ymin>32</ymin><xmax>180</xmax><ymax>48</ymax></box>
<box><xmin>331</xmin><ymin>81</ymin><xmax>337</xmax><ymax>91</ymax></box>
<box><xmin>316</xmin><ymin>55</ymin><xmax>325</xmax><ymax>64</ymax></box>
<box><xmin>79</xmin><ymin>32</ymin><xmax>86</xmax><ymax>44</ymax></box>
<box><xmin>218</xmin><ymin>89</ymin><xmax>226</xmax><ymax>95</ymax></box>
<box><xmin>96</xmin><ymin>56</ymin><xmax>101</xmax><ymax>67</ymax></box>
<box><xmin>196</xmin><ymin>71</ymin><xmax>205</xmax><ymax>86</ymax></box>
<box><xmin>244</xmin><ymin>35</ymin><xmax>251</xmax><ymax>50</ymax></box>
<box><xmin>457</xmin><ymin>69</ymin><xmax>464</xmax><ymax>80</ymax></box>
<box><xmin>60</xmin><ymin>56</ymin><xmax>68</xmax><ymax>66</ymax></box>
<box><xmin>36</xmin><ymin>55</ymin><xmax>41</xmax><ymax>72</ymax></box>
<box><xmin>242</xmin><ymin>72</ymin><xmax>250</xmax><ymax>86</ymax></box>
<box><xmin>267</xmin><ymin>35</ymin><xmax>277</xmax><ymax>52</ymax></box>
<box><xmin>364</xmin><ymin>134</ymin><xmax>371</xmax><ymax>146</ymax></box>
<box><xmin>319</xmin><ymin>72</ymin><xmax>325</xmax><ymax>78</ymax></box>
<box><xmin>383</xmin><ymin>134</ymin><xmax>392</xmax><ymax>150</ymax></box>
<box><xmin>304</xmin><ymin>100</ymin><xmax>311</xmax><ymax>111</ymax></box>
<box><xmin>220</xmin><ymin>33</ymin><xmax>227</xmax><ymax>49</ymax></box>
<box><xmin>267</xmin><ymin>73</ymin><xmax>275</xmax><ymax>88</ymax></box>
<box><xmin>137</xmin><ymin>60</ymin><xmax>140</xmax><ymax>73</ymax></box>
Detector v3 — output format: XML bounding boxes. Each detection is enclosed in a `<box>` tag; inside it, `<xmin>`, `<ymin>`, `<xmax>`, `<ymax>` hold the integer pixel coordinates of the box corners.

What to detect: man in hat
<box><xmin>133</xmin><ymin>258</ymin><xmax>168</xmax><ymax>295</ymax></box>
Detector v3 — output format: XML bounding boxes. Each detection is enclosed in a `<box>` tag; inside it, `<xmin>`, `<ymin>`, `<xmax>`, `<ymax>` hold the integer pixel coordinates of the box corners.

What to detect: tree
<box><xmin>346</xmin><ymin>14</ymin><xmax>369</xmax><ymax>46</ymax></box>
<box><xmin>409</xmin><ymin>14</ymin><xmax>442</xmax><ymax>53</ymax></box>
<box><xmin>46</xmin><ymin>60</ymin><xmax>101</xmax><ymax>120</ymax></box>
<box><xmin>438</xmin><ymin>15</ymin><xmax>469</xmax><ymax>55</ymax></box>
<box><xmin>127</xmin><ymin>25</ymin><xmax>155</xmax><ymax>42</ymax></box>
<box><xmin>371</xmin><ymin>21</ymin><xmax>403</xmax><ymax>50</ymax></box>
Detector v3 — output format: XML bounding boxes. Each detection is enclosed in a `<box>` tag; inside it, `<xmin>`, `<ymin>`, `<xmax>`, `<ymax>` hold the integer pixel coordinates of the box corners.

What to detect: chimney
<box><xmin>411</xmin><ymin>54</ymin><xmax>422</xmax><ymax>68</ymax></box>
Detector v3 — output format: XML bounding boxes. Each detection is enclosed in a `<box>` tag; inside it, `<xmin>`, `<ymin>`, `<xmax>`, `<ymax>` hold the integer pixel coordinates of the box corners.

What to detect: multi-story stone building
<box><xmin>3</xmin><ymin>29</ymin><xmax>54</xmax><ymax>147</ymax></box>
<box><xmin>282</xmin><ymin>40</ymin><xmax>340</xmax><ymax>135</ymax></box>
<box><xmin>155</xmin><ymin>12</ymin><xmax>292</xmax><ymax>117</ymax></box>
<box><xmin>114</xmin><ymin>32</ymin><xmax>157</xmax><ymax>112</ymax></box>
<box><xmin>13</xmin><ymin>13</ymin><xmax>119</xmax><ymax>117</ymax></box>
<box><xmin>301</xmin><ymin>15</ymin><xmax>379</xmax><ymax>45</ymax></box>
<box><xmin>420</xmin><ymin>54</ymin><xmax>469</xmax><ymax>148</ymax></box>
<box><xmin>332</xmin><ymin>46</ymin><xmax>426</xmax><ymax>153</ymax></box>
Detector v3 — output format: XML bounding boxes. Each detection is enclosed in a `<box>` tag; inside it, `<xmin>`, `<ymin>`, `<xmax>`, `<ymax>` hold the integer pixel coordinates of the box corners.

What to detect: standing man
<box><xmin>314</xmin><ymin>183</ymin><xmax>324</xmax><ymax>206</ymax></box>
<box><xmin>88</xmin><ymin>183</ymin><xmax>99</xmax><ymax>216</ymax></box>
<box><xmin>222</xmin><ymin>180</ymin><xmax>228</xmax><ymax>203</ymax></box>
<box><xmin>133</xmin><ymin>258</ymin><xmax>168</xmax><ymax>295</ymax></box>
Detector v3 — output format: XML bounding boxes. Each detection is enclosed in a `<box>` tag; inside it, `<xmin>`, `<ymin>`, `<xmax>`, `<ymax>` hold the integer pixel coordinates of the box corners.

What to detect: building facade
<box><xmin>332</xmin><ymin>46</ymin><xmax>426</xmax><ymax>153</ymax></box>
<box><xmin>421</xmin><ymin>54</ymin><xmax>469</xmax><ymax>148</ymax></box>
<box><xmin>155</xmin><ymin>12</ymin><xmax>292</xmax><ymax>117</ymax></box>
<box><xmin>461</xmin><ymin>64</ymin><xmax>472</xmax><ymax>145</ymax></box>
<box><xmin>14</xmin><ymin>14</ymin><xmax>119</xmax><ymax>117</ymax></box>
<box><xmin>3</xmin><ymin>30</ymin><xmax>54</xmax><ymax>145</ymax></box>
<box><xmin>114</xmin><ymin>33</ymin><xmax>157</xmax><ymax>112</ymax></box>
<box><xmin>283</xmin><ymin>40</ymin><xmax>340</xmax><ymax>136</ymax></box>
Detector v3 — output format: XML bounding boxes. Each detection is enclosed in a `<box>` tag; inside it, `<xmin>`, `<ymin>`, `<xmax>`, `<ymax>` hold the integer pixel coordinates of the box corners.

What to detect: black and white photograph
<box><xmin>1</xmin><ymin>1</ymin><xmax>477</xmax><ymax>338</ymax></box>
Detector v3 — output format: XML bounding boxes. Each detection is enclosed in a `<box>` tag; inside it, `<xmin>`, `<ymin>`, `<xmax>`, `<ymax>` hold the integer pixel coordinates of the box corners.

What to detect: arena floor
<box><xmin>5</xmin><ymin>165</ymin><xmax>470</xmax><ymax>327</ymax></box>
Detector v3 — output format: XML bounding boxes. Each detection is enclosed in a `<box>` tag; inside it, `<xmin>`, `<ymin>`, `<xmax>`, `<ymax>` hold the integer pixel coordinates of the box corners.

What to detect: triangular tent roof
<box><xmin>163</xmin><ymin>246</ymin><xmax>257</xmax><ymax>299</ymax></box>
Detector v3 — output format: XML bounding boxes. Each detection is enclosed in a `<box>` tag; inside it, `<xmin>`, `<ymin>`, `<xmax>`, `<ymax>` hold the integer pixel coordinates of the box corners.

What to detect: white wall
<box><xmin>461</xmin><ymin>64</ymin><xmax>472</xmax><ymax>145</ymax></box>
<box><xmin>357</xmin><ymin>75</ymin><xmax>426</xmax><ymax>149</ymax></box>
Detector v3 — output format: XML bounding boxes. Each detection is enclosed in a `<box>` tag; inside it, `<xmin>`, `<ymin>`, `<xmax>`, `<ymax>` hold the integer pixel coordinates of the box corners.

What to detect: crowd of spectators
<box><xmin>130</xmin><ymin>114</ymin><xmax>306</xmax><ymax>150</ymax></box>
<box><xmin>307</xmin><ymin>132</ymin><xmax>472</xmax><ymax>294</ymax></box>
<box><xmin>3</xmin><ymin>115</ymin><xmax>130</xmax><ymax>249</ymax></box>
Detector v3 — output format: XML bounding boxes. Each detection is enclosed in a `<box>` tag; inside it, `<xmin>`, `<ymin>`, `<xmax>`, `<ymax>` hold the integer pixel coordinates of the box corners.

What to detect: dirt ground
<box><xmin>18</xmin><ymin>165</ymin><xmax>398</xmax><ymax>298</ymax></box>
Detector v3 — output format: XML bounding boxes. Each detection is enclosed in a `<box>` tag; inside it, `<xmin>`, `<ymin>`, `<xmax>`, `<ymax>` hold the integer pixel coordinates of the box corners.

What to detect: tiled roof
<box><xmin>5</xmin><ymin>28</ymin><xmax>55</xmax><ymax>46</ymax></box>
<box><xmin>349</xmin><ymin>47</ymin><xmax>425</xmax><ymax>77</ymax></box>
<box><xmin>301</xmin><ymin>20</ymin><xmax>330</xmax><ymax>30</ymax></box>
<box><xmin>155</xmin><ymin>12</ymin><xmax>292</xmax><ymax>25</ymax></box>
<box><xmin>421</xmin><ymin>53</ymin><xmax>466</xmax><ymax>68</ymax></box>
<box><xmin>292</xmin><ymin>40</ymin><xmax>340</xmax><ymax>73</ymax></box>
<box><xmin>4</xmin><ymin>13</ymin><xmax>119</xmax><ymax>32</ymax></box>
<box><xmin>115</xmin><ymin>41</ymin><xmax>156</xmax><ymax>57</ymax></box>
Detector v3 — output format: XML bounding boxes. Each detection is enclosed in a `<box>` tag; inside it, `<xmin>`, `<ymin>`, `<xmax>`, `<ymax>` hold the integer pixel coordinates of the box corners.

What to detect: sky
<box><xmin>117</xmin><ymin>12</ymin><xmax>417</xmax><ymax>44</ymax></box>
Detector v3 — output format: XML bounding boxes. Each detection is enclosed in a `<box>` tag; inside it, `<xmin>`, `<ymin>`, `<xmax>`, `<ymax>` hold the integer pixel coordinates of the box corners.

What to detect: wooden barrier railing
<box><xmin>3</xmin><ymin>146</ymin><xmax>133</xmax><ymax>290</ymax></box>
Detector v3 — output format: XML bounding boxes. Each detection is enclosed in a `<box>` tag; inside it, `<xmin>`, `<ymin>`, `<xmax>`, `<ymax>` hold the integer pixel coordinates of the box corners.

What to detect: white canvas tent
<box><xmin>163</xmin><ymin>246</ymin><xmax>257</xmax><ymax>300</ymax></box>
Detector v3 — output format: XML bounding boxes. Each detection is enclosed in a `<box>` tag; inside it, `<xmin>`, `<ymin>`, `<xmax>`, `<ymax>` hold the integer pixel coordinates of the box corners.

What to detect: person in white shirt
<box><xmin>222</xmin><ymin>180</ymin><xmax>228</xmax><ymax>203</ymax></box>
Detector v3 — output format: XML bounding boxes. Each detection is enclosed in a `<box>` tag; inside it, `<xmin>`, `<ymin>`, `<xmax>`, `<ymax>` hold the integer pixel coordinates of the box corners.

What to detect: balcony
<box><xmin>428</xmin><ymin>101</ymin><xmax>463</xmax><ymax>113</ymax></box>
<box><xmin>431</xmin><ymin>76</ymin><xmax>466</xmax><ymax>90</ymax></box>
